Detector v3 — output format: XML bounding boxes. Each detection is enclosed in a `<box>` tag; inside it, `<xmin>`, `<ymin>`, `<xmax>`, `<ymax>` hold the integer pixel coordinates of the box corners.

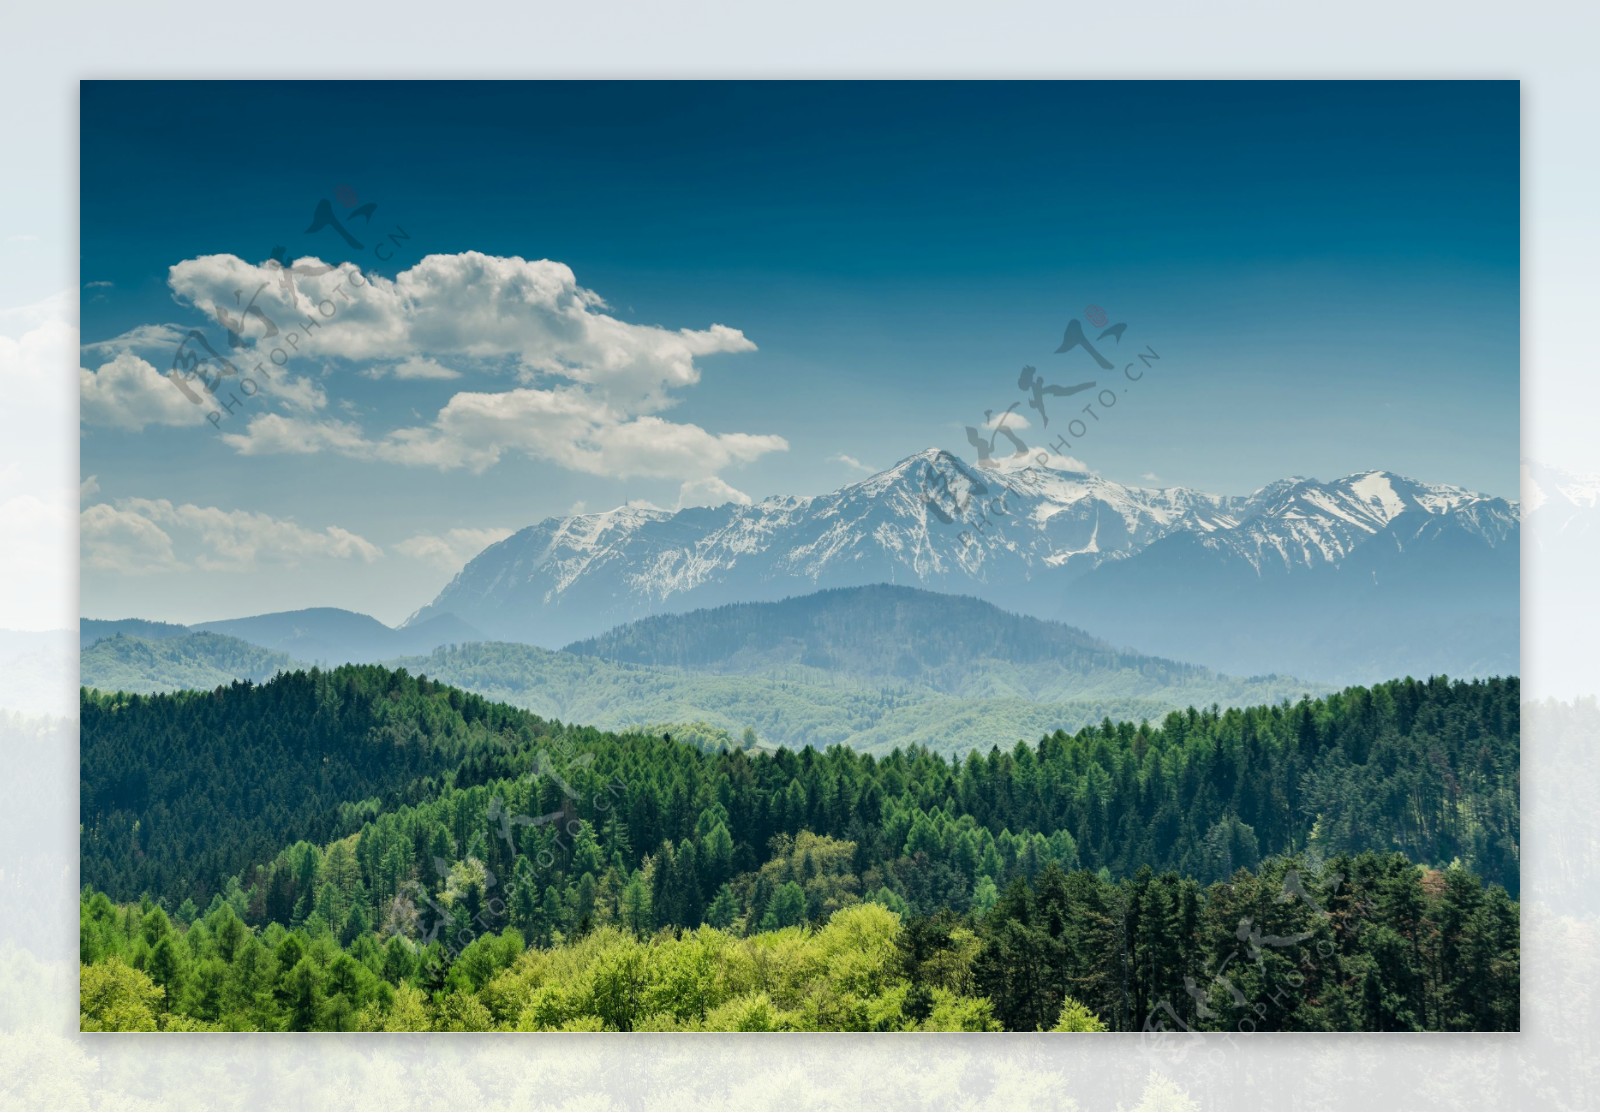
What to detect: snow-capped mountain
<box><xmin>1200</xmin><ymin>469</ymin><xmax>1516</xmax><ymax>572</ymax></box>
<box><xmin>406</xmin><ymin>449</ymin><xmax>1227</xmax><ymax>644</ymax></box>
<box><xmin>406</xmin><ymin>449</ymin><xmax>1518</xmax><ymax>682</ymax></box>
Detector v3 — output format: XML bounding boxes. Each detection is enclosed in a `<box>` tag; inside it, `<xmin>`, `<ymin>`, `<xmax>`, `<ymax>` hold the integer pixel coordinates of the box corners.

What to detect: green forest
<box><xmin>79</xmin><ymin>665</ymin><xmax>1519</xmax><ymax>1031</ymax></box>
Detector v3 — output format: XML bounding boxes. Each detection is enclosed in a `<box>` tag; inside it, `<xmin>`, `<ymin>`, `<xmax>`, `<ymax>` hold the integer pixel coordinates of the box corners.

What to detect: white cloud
<box><xmin>268</xmin><ymin>373</ymin><xmax>328</xmax><ymax>412</ymax></box>
<box><xmin>79</xmin><ymin>352</ymin><xmax>204</xmax><ymax>431</ymax></box>
<box><xmin>80</xmin><ymin>502</ymin><xmax>179</xmax><ymax>573</ymax></box>
<box><xmin>983</xmin><ymin>450</ymin><xmax>1093</xmax><ymax>474</ymax></box>
<box><xmin>983</xmin><ymin>409</ymin><xmax>1032</xmax><ymax>431</ymax></box>
<box><xmin>80</xmin><ymin>474</ymin><xmax>99</xmax><ymax>501</ymax></box>
<box><xmin>395</xmin><ymin>527</ymin><xmax>515</xmax><ymax>570</ymax></box>
<box><xmin>80</xmin><ymin>498</ymin><xmax>382</xmax><ymax>574</ymax></box>
<box><xmin>81</xmin><ymin>320</ymin><xmax>326</xmax><ymax>424</ymax></box>
<box><xmin>1034</xmin><ymin>451</ymin><xmax>1093</xmax><ymax>473</ymax></box>
<box><xmin>678</xmin><ymin>476</ymin><xmax>754</xmax><ymax>508</ymax></box>
<box><xmin>363</xmin><ymin>356</ymin><xmax>462</xmax><ymax>381</ymax></box>
<box><xmin>152</xmin><ymin>250</ymin><xmax>783</xmax><ymax>487</ymax></box>
<box><xmin>220</xmin><ymin>387</ymin><xmax>789</xmax><ymax>479</ymax></box>
<box><xmin>219</xmin><ymin>414</ymin><xmax>368</xmax><ymax>457</ymax></box>
<box><xmin>80</xmin><ymin>322</ymin><xmax>191</xmax><ymax>356</ymax></box>
<box><xmin>1141</xmin><ymin>472</ymin><xmax>1160</xmax><ymax>483</ymax></box>
<box><xmin>830</xmin><ymin>453</ymin><xmax>876</xmax><ymax>474</ymax></box>
<box><xmin>166</xmin><ymin>251</ymin><xmax>755</xmax><ymax>411</ymax></box>
<box><xmin>84</xmin><ymin>280</ymin><xmax>114</xmax><ymax>290</ymax></box>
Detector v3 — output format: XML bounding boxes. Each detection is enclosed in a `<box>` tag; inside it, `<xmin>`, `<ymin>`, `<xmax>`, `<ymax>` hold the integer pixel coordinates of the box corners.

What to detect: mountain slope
<box><xmin>562</xmin><ymin>583</ymin><xmax>1288</xmax><ymax>702</ymax></box>
<box><xmin>409</xmin><ymin>450</ymin><xmax>1518</xmax><ymax>682</ymax></box>
<box><xmin>394</xmin><ymin>636</ymin><xmax>1313</xmax><ymax>758</ymax></box>
<box><xmin>1062</xmin><ymin>482</ymin><xmax>1519</xmax><ymax>682</ymax></box>
<box><xmin>406</xmin><ymin>450</ymin><xmax>1254</xmax><ymax>646</ymax></box>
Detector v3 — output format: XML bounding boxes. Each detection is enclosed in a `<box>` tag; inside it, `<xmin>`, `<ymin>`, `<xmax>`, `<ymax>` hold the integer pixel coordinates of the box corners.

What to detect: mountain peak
<box><xmin>890</xmin><ymin>447</ymin><xmax>969</xmax><ymax>475</ymax></box>
<box><xmin>410</xmin><ymin>451</ymin><xmax>1516</xmax><ymax>658</ymax></box>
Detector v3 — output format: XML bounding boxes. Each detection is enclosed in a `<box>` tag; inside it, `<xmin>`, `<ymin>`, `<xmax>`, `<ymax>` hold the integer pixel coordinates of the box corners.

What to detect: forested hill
<box><xmin>80</xmin><ymin>667</ymin><xmax>1520</xmax><ymax>915</ymax></box>
<box><xmin>80</xmin><ymin>631</ymin><xmax>296</xmax><ymax>694</ymax></box>
<box><xmin>562</xmin><ymin>584</ymin><xmax>1289</xmax><ymax>698</ymax></box>
<box><xmin>80</xmin><ymin>668</ymin><xmax>558</xmax><ymax>906</ymax></box>
<box><xmin>392</xmin><ymin>640</ymin><xmax>1309</xmax><ymax>757</ymax></box>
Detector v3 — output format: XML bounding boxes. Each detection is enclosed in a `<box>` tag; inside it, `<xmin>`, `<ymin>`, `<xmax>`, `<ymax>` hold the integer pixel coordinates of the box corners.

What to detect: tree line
<box><xmin>80</xmin><ymin>849</ymin><xmax>1517</xmax><ymax>1032</ymax></box>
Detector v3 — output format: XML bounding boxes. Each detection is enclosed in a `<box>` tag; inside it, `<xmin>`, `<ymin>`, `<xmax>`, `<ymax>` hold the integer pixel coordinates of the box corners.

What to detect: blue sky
<box><xmin>79</xmin><ymin>80</ymin><xmax>1520</xmax><ymax>624</ymax></box>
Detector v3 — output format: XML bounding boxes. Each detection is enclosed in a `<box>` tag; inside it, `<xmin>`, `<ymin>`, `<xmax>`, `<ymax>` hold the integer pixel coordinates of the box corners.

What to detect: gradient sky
<box><xmin>79</xmin><ymin>80</ymin><xmax>1520</xmax><ymax>625</ymax></box>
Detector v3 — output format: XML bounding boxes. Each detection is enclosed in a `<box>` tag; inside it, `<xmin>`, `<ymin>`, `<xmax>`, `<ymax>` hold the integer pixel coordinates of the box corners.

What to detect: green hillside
<box><xmin>396</xmin><ymin>640</ymin><xmax>1315</xmax><ymax>757</ymax></box>
<box><xmin>79</xmin><ymin>632</ymin><xmax>297</xmax><ymax>694</ymax></box>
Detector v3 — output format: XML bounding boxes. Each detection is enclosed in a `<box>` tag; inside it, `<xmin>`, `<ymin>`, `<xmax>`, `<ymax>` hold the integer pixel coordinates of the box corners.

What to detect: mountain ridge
<box><xmin>81</xmin><ymin>584</ymin><xmax>1319</xmax><ymax>756</ymax></box>
<box><xmin>405</xmin><ymin>449</ymin><xmax>1518</xmax><ymax>681</ymax></box>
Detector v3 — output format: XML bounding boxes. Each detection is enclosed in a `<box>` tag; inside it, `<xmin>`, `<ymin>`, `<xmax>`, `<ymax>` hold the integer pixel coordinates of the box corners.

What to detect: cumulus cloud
<box><xmin>219</xmin><ymin>414</ymin><xmax>369</xmax><ymax>456</ymax></box>
<box><xmin>79</xmin><ymin>352</ymin><xmax>203</xmax><ymax>431</ymax></box>
<box><xmin>395</xmin><ymin>527</ymin><xmax>515</xmax><ymax>570</ymax></box>
<box><xmin>153</xmin><ymin>250</ymin><xmax>781</xmax><ymax>486</ymax></box>
<box><xmin>80</xmin><ymin>497</ymin><xmax>382</xmax><ymax>574</ymax></box>
<box><xmin>80</xmin><ymin>502</ymin><xmax>180</xmax><ymax>573</ymax></box>
<box><xmin>79</xmin><ymin>320</ymin><xmax>328</xmax><ymax>429</ymax></box>
<box><xmin>78</xmin><ymin>351</ymin><xmax>211</xmax><ymax>431</ymax></box>
<box><xmin>166</xmin><ymin>251</ymin><xmax>755</xmax><ymax>411</ymax></box>
<box><xmin>678</xmin><ymin>476</ymin><xmax>754</xmax><ymax>508</ymax></box>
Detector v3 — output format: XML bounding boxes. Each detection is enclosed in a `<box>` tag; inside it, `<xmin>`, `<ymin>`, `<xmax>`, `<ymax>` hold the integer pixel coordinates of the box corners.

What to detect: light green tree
<box><xmin>80</xmin><ymin>958</ymin><xmax>164</xmax><ymax>1031</ymax></box>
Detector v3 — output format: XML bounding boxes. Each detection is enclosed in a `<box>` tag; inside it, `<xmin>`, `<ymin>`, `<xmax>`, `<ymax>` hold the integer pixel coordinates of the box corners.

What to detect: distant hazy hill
<box><xmin>80</xmin><ymin>632</ymin><xmax>297</xmax><ymax>694</ymax></box>
<box><xmin>82</xmin><ymin>586</ymin><xmax>1319</xmax><ymax>754</ymax></box>
<box><xmin>193</xmin><ymin>607</ymin><xmax>483</xmax><ymax>665</ymax></box>
<box><xmin>82</xmin><ymin>607</ymin><xmax>486</xmax><ymax>677</ymax></box>
<box><xmin>563</xmin><ymin>583</ymin><xmax>1282</xmax><ymax>703</ymax></box>
<box><xmin>1062</xmin><ymin>485</ymin><xmax>1518</xmax><ymax>683</ymax></box>
<box><xmin>396</xmin><ymin>584</ymin><xmax>1318</xmax><ymax>756</ymax></box>
<box><xmin>80</xmin><ymin>617</ymin><xmax>192</xmax><ymax>649</ymax></box>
